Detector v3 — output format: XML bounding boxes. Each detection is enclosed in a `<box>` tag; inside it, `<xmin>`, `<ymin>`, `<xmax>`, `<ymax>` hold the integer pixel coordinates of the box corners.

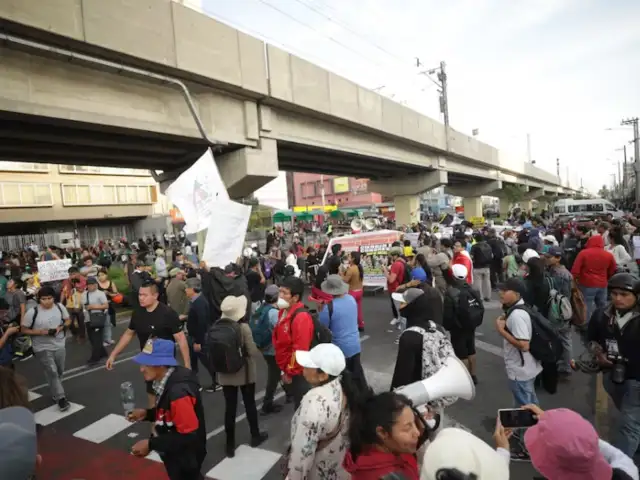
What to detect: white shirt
<box><xmin>503</xmin><ymin>300</ymin><xmax>542</xmax><ymax>381</ymax></box>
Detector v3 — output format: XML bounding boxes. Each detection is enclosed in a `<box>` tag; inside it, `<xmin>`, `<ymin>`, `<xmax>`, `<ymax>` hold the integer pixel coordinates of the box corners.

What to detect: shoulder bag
<box><xmin>85</xmin><ymin>291</ymin><xmax>107</xmax><ymax>328</ymax></box>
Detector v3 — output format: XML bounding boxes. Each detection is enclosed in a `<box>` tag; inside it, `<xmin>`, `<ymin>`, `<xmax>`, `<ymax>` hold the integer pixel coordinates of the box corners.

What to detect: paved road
<box><xmin>17</xmin><ymin>292</ymin><xmax>597</xmax><ymax>479</ymax></box>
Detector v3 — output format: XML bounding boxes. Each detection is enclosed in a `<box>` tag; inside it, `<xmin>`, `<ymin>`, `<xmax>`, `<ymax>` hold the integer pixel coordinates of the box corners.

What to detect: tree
<box><xmin>597</xmin><ymin>185</ymin><xmax>610</xmax><ymax>199</ymax></box>
<box><xmin>501</xmin><ymin>184</ymin><xmax>527</xmax><ymax>209</ymax></box>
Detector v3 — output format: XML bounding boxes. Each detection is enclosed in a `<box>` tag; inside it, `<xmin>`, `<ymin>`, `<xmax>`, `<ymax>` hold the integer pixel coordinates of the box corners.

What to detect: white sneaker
<box><xmin>103</xmin><ymin>342</ymin><xmax>110</xmax><ymax>347</ymax></box>
<box><xmin>390</xmin><ymin>317</ymin><xmax>399</xmax><ymax>325</ymax></box>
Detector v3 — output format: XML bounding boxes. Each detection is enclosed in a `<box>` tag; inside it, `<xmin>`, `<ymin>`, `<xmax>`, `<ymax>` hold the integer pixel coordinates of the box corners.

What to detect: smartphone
<box><xmin>498</xmin><ymin>408</ymin><xmax>538</xmax><ymax>429</ymax></box>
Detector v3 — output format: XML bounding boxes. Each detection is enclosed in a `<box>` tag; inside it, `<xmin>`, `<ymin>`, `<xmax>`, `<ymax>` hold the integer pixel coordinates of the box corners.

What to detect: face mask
<box><xmin>277</xmin><ymin>298</ymin><xmax>290</xmax><ymax>310</ymax></box>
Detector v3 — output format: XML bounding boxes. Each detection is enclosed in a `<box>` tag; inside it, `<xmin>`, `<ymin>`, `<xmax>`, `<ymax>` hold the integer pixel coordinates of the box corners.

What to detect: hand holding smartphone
<box><xmin>498</xmin><ymin>408</ymin><xmax>538</xmax><ymax>429</ymax></box>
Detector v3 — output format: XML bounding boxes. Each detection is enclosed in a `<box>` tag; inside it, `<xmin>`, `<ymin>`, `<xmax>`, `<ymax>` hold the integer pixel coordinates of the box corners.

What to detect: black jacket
<box><xmin>146</xmin><ymin>367</ymin><xmax>206</xmax><ymax>472</ymax></box>
<box><xmin>588</xmin><ymin>304</ymin><xmax>640</xmax><ymax>381</ymax></box>
<box><xmin>390</xmin><ymin>293</ymin><xmax>443</xmax><ymax>390</ymax></box>
<box><xmin>200</xmin><ymin>267</ymin><xmax>251</xmax><ymax>322</ymax></box>
<box><xmin>470</xmin><ymin>241</ymin><xmax>493</xmax><ymax>269</ymax></box>
<box><xmin>186</xmin><ymin>295</ymin><xmax>211</xmax><ymax>345</ymax></box>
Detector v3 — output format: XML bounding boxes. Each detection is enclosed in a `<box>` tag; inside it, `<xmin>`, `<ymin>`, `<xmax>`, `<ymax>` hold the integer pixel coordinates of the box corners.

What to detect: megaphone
<box><xmin>364</xmin><ymin>218</ymin><xmax>380</xmax><ymax>230</ymax></box>
<box><xmin>395</xmin><ymin>356</ymin><xmax>475</xmax><ymax>406</ymax></box>
<box><xmin>351</xmin><ymin>218</ymin><xmax>363</xmax><ymax>231</ymax></box>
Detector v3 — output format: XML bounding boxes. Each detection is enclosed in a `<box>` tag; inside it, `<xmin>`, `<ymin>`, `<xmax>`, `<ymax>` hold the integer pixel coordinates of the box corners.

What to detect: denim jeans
<box><xmin>604</xmin><ymin>376</ymin><xmax>640</xmax><ymax>458</ymax></box>
<box><xmin>554</xmin><ymin>324</ymin><xmax>573</xmax><ymax>374</ymax></box>
<box><xmin>580</xmin><ymin>286</ymin><xmax>608</xmax><ymax>326</ymax></box>
<box><xmin>508</xmin><ymin>378</ymin><xmax>539</xmax><ymax>407</ymax></box>
<box><xmin>508</xmin><ymin>377</ymin><xmax>539</xmax><ymax>446</ymax></box>
<box><xmin>34</xmin><ymin>348</ymin><xmax>66</xmax><ymax>401</ymax></box>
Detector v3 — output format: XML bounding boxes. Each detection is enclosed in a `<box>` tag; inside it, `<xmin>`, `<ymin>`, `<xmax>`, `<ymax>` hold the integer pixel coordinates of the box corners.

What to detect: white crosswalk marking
<box><xmin>73</xmin><ymin>414</ymin><xmax>133</xmax><ymax>443</ymax></box>
<box><xmin>146</xmin><ymin>451</ymin><xmax>163</xmax><ymax>463</ymax></box>
<box><xmin>206</xmin><ymin>445</ymin><xmax>281</xmax><ymax>480</ymax></box>
<box><xmin>34</xmin><ymin>402</ymin><xmax>84</xmax><ymax>426</ymax></box>
<box><xmin>28</xmin><ymin>391</ymin><xmax>41</xmax><ymax>401</ymax></box>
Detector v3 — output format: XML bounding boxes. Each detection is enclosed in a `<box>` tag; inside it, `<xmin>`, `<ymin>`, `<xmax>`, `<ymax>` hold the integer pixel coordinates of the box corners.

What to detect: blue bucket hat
<box><xmin>133</xmin><ymin>338</ymin><xmax>178</xmax><ymax>367</ymax></box>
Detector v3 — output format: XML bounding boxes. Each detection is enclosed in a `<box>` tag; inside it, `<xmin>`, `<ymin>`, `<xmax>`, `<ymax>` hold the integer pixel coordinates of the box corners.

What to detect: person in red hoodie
<box><xmin>571</xmin><ymin>234</ymin><xmax>617</xmax><ymax>327</ymax></box>
<box><xmin>344</xmin><ymin>391</ymin><xmax>430</xmax><ymax>480</ymax></box>
<box><xmin>452</xmin><ymin>239</ymin><xmax>473</xmax><ymax>284</ymax></box>
<box><xmin>273</xmin><ymin>276</ymin><xmax>315</xmax><ymax>409</ymax></box>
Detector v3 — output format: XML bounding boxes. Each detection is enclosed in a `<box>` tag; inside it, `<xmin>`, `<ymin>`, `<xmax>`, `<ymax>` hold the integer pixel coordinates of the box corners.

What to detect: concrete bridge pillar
<box><xmin>463</xmin><ymin>197</ymin><xmax>484</xmax><ymax>219</ymax></box>
<box><xmin>368</xmin><ymin>170</ymin><xmax>448</xmax><ymax>226</ymax></box>
<box><xmin>394</xmin><ymin>195</ymin><xmax>421</xmax><ymax>226</ymax></box>
<box><xmin>499</xmin><ymin>199</ymin><xmax>511</xmax><ymax>218</ymax></box>
<box><xmin>521</xmin><ymin>199</ymin><xmax>533</xmax><ymax>213</ymax></box>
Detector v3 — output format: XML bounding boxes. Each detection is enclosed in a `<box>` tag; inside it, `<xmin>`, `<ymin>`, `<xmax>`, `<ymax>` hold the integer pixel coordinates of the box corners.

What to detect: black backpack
<box><xmin>456</xmin><ymin>285</ymin><xmax>484</xmax><ymax>329</ymax></box>
<box><xmin>290</xmin><ymin>306</ymin><xmax>332</xmax><ymax>348</ymax></box>
<box><xmin>205</xmin><ymin>318</ymin><xmax>245</xmax><ymax>374</ymax></box>
<box><xmin>473</xmin><ymin>242</ymin><xmax>494</xmax><ymax>265</ymax></box>
<box><xmin>508</xmin><ymin>304</ymin><xmax>562</xmax><ymax>365</ymax></box>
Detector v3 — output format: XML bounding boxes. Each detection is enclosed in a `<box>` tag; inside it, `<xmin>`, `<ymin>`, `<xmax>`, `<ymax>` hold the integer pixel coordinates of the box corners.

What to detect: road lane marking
<box><xmin>206</xmin><ymin>335</ymin><xmax>373</xmax><ymax>440</ymax></box>
<box><xmin>73</xmin><ymin>414</ymin><xmax>133</xmax><ymax>444</ymax></box>
<box><xmin>30</xmin><ymin>350</ymin><xmax>140</xmax><ymax>392</ymax></box>
<box><xmin>474</xmin><ymin>339</ymin><xmax>502</xmax><ymax>357</ymax></box>
<box><xmin>205</xmin><ymin>445</ymin><xmax>281</xmax><ymax>480</ymax></box>
<box><xmin>28</xmin><ymin>391</ymin><xmax>42</xmax><ymax>401</ymax></box>
<box><xmin>34</xmin><ymin>402</ymin><xmax>84</xmax><ymax>426</ymax></box>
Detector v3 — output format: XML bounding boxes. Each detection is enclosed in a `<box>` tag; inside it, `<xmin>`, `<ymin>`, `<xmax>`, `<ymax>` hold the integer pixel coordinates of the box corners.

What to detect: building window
<box><xmin>0</xmin><ymin>182</ymin><xmax>53</xmax><ymax>207</ymax></box>
<box><xmin>61</xmin><ymin>184</ymin><xmax>155</xmax><ymax>206</ymax></box>
<box><xmin>59</xmin><ymin>165</ymin><xmax>150</xmax><ymax>176</ymax></box>
<box><xmin>0</xmin><ymin>162</ymin><xmax>49</xmax><ymax>173</ymax></box>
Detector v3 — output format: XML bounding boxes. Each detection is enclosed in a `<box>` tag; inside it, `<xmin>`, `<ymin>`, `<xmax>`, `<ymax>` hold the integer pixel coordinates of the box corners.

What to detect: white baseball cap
<box><xmin>451</xmin><ymin>264</ymin><xmax>468</xmax><ymax>280</ymax></box>
<box><xmin>522</xmin><ymin>248</ymin><xmax>540</xmax><ymax>263</ymax></box>
<box><xmin>295</xmin><ymin>343</ymin><xmax>346</xmax><ymax>377</ymax></box>
<box><xmin>391</xmin><ymin>288</ymin><xmax>424</xmax><ymax>305</ymax></box>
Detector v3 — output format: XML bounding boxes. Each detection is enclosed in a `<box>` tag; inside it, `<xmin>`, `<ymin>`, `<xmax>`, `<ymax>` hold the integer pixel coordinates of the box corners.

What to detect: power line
<box><xmin>291</xmin><ymin>0</ymin><xmax>413</xmax><ymax>68</ymax></box>
<box><xmin>254</xmin><ymin>0</ymin><xmax>401</xmax><ymax>73</ymax></box>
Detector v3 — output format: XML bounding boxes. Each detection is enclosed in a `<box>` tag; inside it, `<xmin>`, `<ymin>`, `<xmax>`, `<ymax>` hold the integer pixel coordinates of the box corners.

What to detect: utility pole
<box><xmin>621</xmin><ymin>117</ymin><xmax>640</xmax><ymax>204</ymax></box>
<box><xmin>416</xmin><ymin>58</ymin><xmax>450</xmax><ymax>149</ymax></box>
<box><xmin>526</xmin><ymin>133</ymin><xmax>532</xmax><ymax>163</ymax></box>
<box><xmin>556</xmin><ymin>158</ymin><xmax>560</xmax><ymax>179</ymax></box>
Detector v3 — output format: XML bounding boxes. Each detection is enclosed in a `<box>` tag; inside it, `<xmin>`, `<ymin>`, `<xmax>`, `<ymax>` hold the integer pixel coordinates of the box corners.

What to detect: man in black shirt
<box><xmin>106</xmin><ymin>283</ymin><xmax>191</xmax><ymax>407</ymax></box>
<box><xmin>245</xmin><ymin>257</ymin><xmax>265</xmax><ymax>313</ymax></box>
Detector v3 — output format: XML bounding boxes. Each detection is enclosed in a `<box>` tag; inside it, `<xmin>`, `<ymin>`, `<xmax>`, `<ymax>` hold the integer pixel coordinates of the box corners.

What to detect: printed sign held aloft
<box><xmin>165</xmin><ymin>149</ymin><xmax>229</xmax><ymax>234</ymax></box>
<box><xmin>37</xmin><ymin>259</ymin><xmax>73</xmax><ymax>283</ymax></box>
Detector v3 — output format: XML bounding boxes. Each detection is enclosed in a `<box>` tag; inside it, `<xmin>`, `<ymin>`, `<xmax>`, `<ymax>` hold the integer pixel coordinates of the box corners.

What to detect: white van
<box><xmin>553</xmin><ymin>198</ymin><xmax>624</xmax><ymax>218</ymax></box>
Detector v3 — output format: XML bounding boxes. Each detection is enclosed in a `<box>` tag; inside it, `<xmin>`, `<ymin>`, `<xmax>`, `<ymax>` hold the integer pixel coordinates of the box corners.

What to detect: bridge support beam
<box><xmin>444</xmin><ymin>180</ymin><xmax>503</xmax><ymax>198</ymax></box>
<box><xmin>217</xmin><ymin>138</ymin><xmax>279</xmax><ymax>199</ymax></box>
<box><xmin>369</xmin><ymin>170</ymin><xmax>447</xmax><ymax>226</ymax></box>
<box><xmin>521</xmin><ymin>200</ymin><xmax>533</xmax><ymax>213</ymax></box>
<box><xmin>524</xmin><ymin>187</ymin><xmax>544</xmax><ymax>200</ymax></box>
<box><xmin>462</xmin><ymin>197</ymin><xmax>484</xmax><ymax>219</ymax></box>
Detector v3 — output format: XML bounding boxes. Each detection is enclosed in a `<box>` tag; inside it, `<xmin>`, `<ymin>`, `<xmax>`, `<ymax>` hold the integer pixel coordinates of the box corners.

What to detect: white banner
<box><xmin>165</xmin><ymin>149</ymin><xmax>229</xmax><ymax>234</ymax></box>
<box><xmin>37</xmin><ymin>258</ymin><xmax>73</xmax><ymax>283</ymax></box>
<box><xmin>201</xmin><ymin>200</ymin><xmax>252</xmax><ymax>268</ymax></box>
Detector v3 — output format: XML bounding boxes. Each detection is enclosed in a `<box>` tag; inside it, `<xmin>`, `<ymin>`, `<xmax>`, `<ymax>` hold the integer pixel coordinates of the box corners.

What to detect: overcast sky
<box><xmin>193</xmin><ymin>0</ymin><xmax>640</xmax><ymax>207</ymax></box>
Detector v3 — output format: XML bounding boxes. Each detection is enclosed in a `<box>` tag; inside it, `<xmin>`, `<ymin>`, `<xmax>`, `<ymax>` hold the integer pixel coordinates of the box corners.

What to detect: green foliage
<box><xmin>597</xmin><ymin>185</ymin><xmax>610</xmax><ymax>199</ymax></box>
<box><xmin>493</xmin><ymin>219</ymin><xmax>504</xmax><ymax>225</ymax></box>
<box><xmin>502</xmin><ymin>184</ymin><xmax>527</xmax><ymax>206</ymax></box>
<box><xmin>108</xmin><ymin>265</ymin><xmax>131</xmax><ymax>296</ymax></box>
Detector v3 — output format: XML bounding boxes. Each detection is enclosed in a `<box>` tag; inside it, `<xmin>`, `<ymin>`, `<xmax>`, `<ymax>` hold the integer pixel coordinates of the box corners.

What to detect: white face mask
<box><xmin>277</xmin><ymin>297</ymin><xmax>290</xmax><ymax>310</ymax></box>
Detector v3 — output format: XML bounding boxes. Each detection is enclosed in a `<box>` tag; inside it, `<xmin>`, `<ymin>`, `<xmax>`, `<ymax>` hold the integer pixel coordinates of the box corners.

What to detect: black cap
<box><xmin>87</xmin><ymin>277</ymin><xmax>98</xmax><ymax>285</ymax></box>
<box><xmin>545</xmin><ymin>246</ymin><xmax>563</xmax><ymax>257</ymax></box>
<box><xmin>497</xmin><ymin>277</ymin><xmax>526</xmax><ymax>296</ymax></box>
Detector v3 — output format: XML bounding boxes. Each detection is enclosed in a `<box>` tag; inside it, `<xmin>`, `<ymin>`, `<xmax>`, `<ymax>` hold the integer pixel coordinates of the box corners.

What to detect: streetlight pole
<box><xmin>621</xmin><ymin>117</ymin><xmax>640</xmax><ymax>204</ymax></box>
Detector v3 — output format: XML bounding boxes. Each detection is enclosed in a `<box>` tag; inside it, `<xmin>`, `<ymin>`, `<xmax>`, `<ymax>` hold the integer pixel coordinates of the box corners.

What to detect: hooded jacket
<box><xmin>200</xmin><ymin>267</ymin><xmax>251</xmax><ymax>322</ymax></box>
<box><xmin>273</xmin><ymin>303</ymin><xmax>314</xmax><ymax>377</ymax></box>
<box><xmin>343</xmin><ymin>447</ymin><xmax>419</xmax><ymax>480</ymax></box>
<box><xmin>452</xmin><ymin>252</ymin><xmax>473</xmax><ymax>284</ymax></box>
<box><xmin>571</xmin><ymin>236</ymin><xmax>617</xmax><ymax>288</ymax></box>
<box><xmin>146</xmin><ymin>367</ymin><xmax>206</xmax><ymax>473</ymax></box>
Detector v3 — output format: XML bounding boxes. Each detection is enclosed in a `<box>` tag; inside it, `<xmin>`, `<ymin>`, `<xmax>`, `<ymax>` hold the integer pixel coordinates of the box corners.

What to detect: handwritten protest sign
<box><xmin>37</xmin><ymin>259</ymin><xmax>72</xmax><ymax>283</ymax></box>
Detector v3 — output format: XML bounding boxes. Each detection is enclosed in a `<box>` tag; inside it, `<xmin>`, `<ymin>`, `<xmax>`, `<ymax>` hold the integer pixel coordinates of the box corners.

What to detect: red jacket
<box><xmin>272</xmin><ymin>303</ymin><xmax>314</xmax><ymax>377</ymax></box>
<box><xmin>571</xmin><ymin>235</ymin><xmax>616</xmax><ymax>288</ymax></box>
<box><xmin>343</xmin><ymin>447</ymin><xmax>419</xmax><ymax>480</ymax></box>
<box><xmin>452</xmin><ymin>252</ymin><xmax>473</xmax><ymax>284</ymax></box>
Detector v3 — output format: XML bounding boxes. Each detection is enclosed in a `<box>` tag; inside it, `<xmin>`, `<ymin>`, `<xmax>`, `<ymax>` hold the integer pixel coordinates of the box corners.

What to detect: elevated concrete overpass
<box><xmin>0</xmin><ymin>0</ymin><xmax>577</xmax><ymax>223</ymax></box>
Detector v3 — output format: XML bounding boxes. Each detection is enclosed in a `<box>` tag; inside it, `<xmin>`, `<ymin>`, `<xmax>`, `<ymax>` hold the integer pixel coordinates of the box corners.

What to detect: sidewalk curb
<box><xmin>115</xmin><ymin>309</ymin><xmax>132</xmax><ymax>318</ymax></box>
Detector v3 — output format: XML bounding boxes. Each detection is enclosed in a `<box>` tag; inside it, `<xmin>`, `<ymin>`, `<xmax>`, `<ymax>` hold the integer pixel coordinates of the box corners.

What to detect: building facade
<box><xmin>0</xmin><ymin>161</ymin><xmax>170</xmax><ymax>243</ymax></box>
<box><xmin>287</xmin><ymin>172</ymin><xmax>383</xmax><ymax>209</ymax></box>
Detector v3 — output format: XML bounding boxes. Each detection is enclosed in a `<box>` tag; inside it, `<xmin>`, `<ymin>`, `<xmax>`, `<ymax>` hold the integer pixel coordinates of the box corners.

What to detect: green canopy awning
<box><xmin>330</xmin><ymin>210</ymin><xmax>344</xmax><ymax>218</ymax></box>
<box><xmin>296</xmin><ymin>212</ymin><xmax>313</xmax><ymax>221</ymax></box>
<box><xmin>273</xmin><ymin>212</ymin><xmax>291</xmax><ymax>222</ymax></box>
<box><xmin>345</xmin><ymin>210</ymin><xmax>359</xmax><ymax>217</ymax></box>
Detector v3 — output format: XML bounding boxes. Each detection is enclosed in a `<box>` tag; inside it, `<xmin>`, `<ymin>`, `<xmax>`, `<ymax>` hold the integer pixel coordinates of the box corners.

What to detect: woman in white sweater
<box><xmin>607</xmin><ymin>228</ymin><xmax>638</xmax><ymax>276</ymax></box>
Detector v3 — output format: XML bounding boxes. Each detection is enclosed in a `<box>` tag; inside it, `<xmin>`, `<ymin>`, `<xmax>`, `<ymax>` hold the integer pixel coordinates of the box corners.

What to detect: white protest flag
<box><xmin>165</xmin><ymin>148</ymin><xmax>229</xmax><ymax>234</ymax></box>
<box><xmin>202</xmin><ymin>200</ymin><xmax>252</xmax><ymax>268</ymax></box>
